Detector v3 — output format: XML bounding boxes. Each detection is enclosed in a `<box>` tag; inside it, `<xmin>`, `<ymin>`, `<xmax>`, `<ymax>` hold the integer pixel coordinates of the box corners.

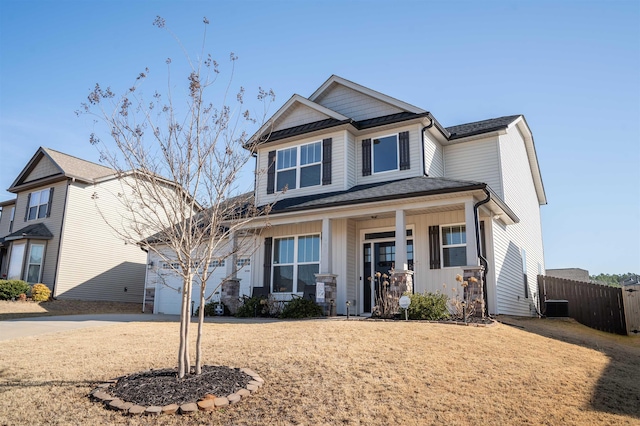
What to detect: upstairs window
<box><xmin>373</xmin><ymin>135</ymin><xmax>399</xmax><ymax>173</ymax></box>
<box><xmin>27</xmin><ymin>189</ymin><xmax>52</xmax><ymax>221</ymax></box>
<box><xmin>276</xmin><ymin>142</ymin><xmax>322</xmax><ymax>191</ymax></box>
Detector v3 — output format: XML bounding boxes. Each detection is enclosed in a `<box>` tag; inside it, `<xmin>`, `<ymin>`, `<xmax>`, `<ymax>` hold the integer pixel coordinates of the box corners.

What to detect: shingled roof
<box><xmin>2</xmin><ymin>223</ymin><xmax>53</xmax><ymax>242</ymax></box>
<box><xmin>43</xmin><ymin>148</ymin><xmax>114</xmax><ymax>181</ymax></box>
<box><xmin>446</xmin><ymin>115</ymin><xmax>521</xmax><ymax>140</ymax></box>
<box><xmin>270</xmin><ymin>176</ymin><xmax>485</xmax><ymax>212</ymax></box>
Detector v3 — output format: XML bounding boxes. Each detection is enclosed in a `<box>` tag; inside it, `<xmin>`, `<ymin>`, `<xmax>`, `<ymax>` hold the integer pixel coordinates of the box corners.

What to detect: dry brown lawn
<box><xmin>0</xmin><ymin>299</ymin><xmax>141</xmax><ymax>320</ymax></box>
<box><xmin>0</xmin><ymin>316</ymin><xmax>639</xmax><ymax>425</ymax></box>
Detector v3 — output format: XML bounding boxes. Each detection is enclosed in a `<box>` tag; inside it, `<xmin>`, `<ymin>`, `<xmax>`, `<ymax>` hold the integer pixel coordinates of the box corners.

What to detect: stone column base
<box><xmin>220</xmin><ymin>279</ymin><xmax>241</xmax><ymax>315</ymax></box>
<box><xmin>314</xmin><ymin>273</ymin><xmax>338</xmax><ymax>316</ymax></box>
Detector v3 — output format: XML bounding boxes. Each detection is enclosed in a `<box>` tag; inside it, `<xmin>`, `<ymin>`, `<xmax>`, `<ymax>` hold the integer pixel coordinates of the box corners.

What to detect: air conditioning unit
<box><xmin>545</xmin><ymin>299</ymin><xmax>569</xmax><ymax>317</ymax></box>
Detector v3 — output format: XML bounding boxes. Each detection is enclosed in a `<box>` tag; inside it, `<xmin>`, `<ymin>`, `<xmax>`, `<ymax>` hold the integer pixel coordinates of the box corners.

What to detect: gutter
<box><xmin>473</xmin><ymin>187</ymin><xmax>491</xmax><ymax>316</ymax></box>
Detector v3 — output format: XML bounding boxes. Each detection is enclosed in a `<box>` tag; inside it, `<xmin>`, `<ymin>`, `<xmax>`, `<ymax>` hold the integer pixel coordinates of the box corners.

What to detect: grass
<box><xmin>0</xmin><ymin>314</ymin><xmax>638</xmax><ymax>425</ymax></box>
<box><xmin>0</xmin><ymin>299</ymin><xmax>141</xmax><ymax>320</ymax></box>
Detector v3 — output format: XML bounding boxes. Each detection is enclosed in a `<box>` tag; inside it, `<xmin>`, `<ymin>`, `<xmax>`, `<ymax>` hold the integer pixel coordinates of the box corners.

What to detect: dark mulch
<box><xmin>109</xmin><ymin>365</ymin><xmax>252</xmax><ymax>406</ymax></box>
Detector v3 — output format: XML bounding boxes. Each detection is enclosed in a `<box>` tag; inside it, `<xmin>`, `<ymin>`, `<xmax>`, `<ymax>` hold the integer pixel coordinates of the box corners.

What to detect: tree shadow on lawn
<box><xmin>497</xmin><ymin>316</ymin><xmax>640</xmax><ymax>420</ymax></box>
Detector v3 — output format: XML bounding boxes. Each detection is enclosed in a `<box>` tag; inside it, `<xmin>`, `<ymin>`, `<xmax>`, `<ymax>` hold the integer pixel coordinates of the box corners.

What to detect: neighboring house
<box><xmin>546</xmin><ymin>268</ymin><xmax>590</xmax><ymax>283</ymax></box>
<box><xmin>148</xmin><ymin>75</ymin><xmax>547</xmax><ymax>316</ymax></box>
<box><xmin>0</xmin><ymin>147</ymin><xmax>160</xmax><ymax>303</ymax></box>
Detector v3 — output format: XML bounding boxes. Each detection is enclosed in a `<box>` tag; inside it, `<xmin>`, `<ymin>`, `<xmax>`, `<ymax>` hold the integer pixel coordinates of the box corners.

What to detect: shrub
<box><xmin>402</xmin><ymin>291</ymin><xmax>449</xmax><ymax>320</ymax></box>
<box><xmin>279</xmin><ymin>297</ymin><xmax>324</xmax><ymax>319</ymax></box>
<box><xmin>18</xmin><ymin>293</ymin><xmax>27</xmax><ymax>302</ymax></box>
<box><xmin>30</xmin><ymin>283</ymin><xmax>51</xmax><ymax>302</ymax></box>
<box><xmin>195</xmin><ymin>301</ymin><xmax>229</xmax><ymax>316</ymax></box>
<box><xmin>236</xmin><ymin>296</ymin><xmax>270</xmax><ymax>318</ymax></box>
<box><xmin>0</xmin><ymin>280</ymin><xmax>31</xmax><ymax>300</ymax></box>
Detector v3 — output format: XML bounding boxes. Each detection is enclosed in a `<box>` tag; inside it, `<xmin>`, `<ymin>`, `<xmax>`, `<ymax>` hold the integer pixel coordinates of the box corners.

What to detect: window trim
<box><xmin>275</xmin><ymin>141</ymin><xmax>322</xmax><ymax>191</ymax></box>
<box><xmin>25</xmin><ymin>242</ymin><xmax>45</xmax><ymax>283</ymax></box>
<box><xmin>441</xmin><ymin>223</ymin><xmax>467</xmax><ymax>268</ymax></box>
<box><xmin>27</xmin><ymin>189</ymin><xmax>51</xmax><ymax>221</ymax></box>
<box><xmin>271</xmin><ymin>233</ymin><xmax>320</xmax><ymax>294</ymax></box>
<box><xmin>371</xmin><ymin>133</ymin><xmax>399</xmax><ymax>174</ymax></box>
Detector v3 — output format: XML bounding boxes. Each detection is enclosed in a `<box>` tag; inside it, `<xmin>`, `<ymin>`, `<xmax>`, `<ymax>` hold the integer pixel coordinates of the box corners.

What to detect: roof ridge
<box><xmin>446</xmin><ymin>114</ymin><xmax>521</xmax><ymax>129</ymax></box>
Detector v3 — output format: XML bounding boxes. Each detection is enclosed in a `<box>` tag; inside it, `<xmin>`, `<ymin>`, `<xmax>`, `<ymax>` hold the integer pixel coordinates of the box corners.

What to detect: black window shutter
<box><xmin>263</xmin><ymin>237</ymin><xmax>273</xmax><ymax>290</ymax></box>
<box><xmin>429</xmin><ymin>225</ymin><xmax>441</xmax><ymax>269</ymax></box>
<box><xmin>322</xmin><ymin>138</ymin><xmax>332</xmax><ymax>185</ymax></box>
<box><xmin>24</xmin><ymin>193</ymin><xmax>31</xmax><ymax>221</ymax></box>
<box><xmin>266</xmin><ymin>151</ymin><xmax>276</xmax><ymax>194</ymax></box>
<box><xmin>399</xmin><ymin>131</ymin><xmax>410</xmax><ymax>170</ymax></box>
<box><xmin>362</xmin><ymin>139</ymin><xmax>371</xmax><ymax>176</ymax></box>
<box><xmin>46</xmin><ymin>188</ymin><xmax>54</xmax><ymax>218</ymax></box>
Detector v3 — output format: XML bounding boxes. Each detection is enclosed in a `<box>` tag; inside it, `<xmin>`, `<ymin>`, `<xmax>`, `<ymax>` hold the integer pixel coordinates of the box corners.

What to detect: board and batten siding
<box><xmin>9</xmin><ymin>181</ymin><xmax>67</xmax><ymax>289</ymax></box>
<box><xmin>255</xmin><ymin>131</ymin><xmax>345</xmax><ymax>207</ymax></box>
<box><xmin>491</xmin><ymin>125</ymin><xmax>545</xmax><ymax>316</ymax></box>
<box><xmin>55</xmin><ymin>178</ymin><xmax>146</xmax><ymax>302</ymax></box>
<box><xmin>314</xmin><ymin>84</ymin><xmax>403</xmax><ymax>121</ymax></box>
<box><xmin>23</xmin><ymin>156</ymin><xmax>61</xmax><ymax>183</ymax></box>
<box><xmin>443</xmin><ymin>137</ymin><xmax>503</xmax><ymax>198</ymax></box>
<box><xmin>424</xmin><ymin>128</ymin><xmax>444</xmax><ymax>177</ymax></box>
<box><xmin>354</xmin><ymin>124</ymin><xmax>423</xmax><ymax>186</ymax></box>
<box><xmin>273</xmin><ymin>104</ymin><xmax>329</xmax><ymax>132</ymax></box>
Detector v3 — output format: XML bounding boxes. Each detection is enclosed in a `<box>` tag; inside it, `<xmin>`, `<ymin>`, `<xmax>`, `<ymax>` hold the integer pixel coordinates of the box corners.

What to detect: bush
<box><xmin>279</xmin><ymin>297</ymin><xmax>324</xmax><ymax>319</ymax></box>
<box><xmin>236</xmin><ymin>296</ymin><xmax>270</xmax><ymax>318</ymax></box>
<box><xmin>30</xmin><ymin>283</ymin><xmax>51</xmax><ymax>302</ymax></box>
<box><xmin>402</xmin><ymin>291</ymin><xmax>449</xmax><ymax>320</ymax></box>
<box><xmin>195</xmin><ymin>301</ymin><xmax>229</xmax><ymax>316</ymax></box>
<box><xmin>0</xmin><ymin>280</ymin><xmax>31</xmax><ymax>300</ymax></box>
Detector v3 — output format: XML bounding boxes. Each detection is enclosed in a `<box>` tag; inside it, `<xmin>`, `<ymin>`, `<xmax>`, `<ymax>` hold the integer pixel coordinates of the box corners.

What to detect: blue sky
<box><xmin>1</xmin><ymin>0</ymin><xmax>638</xmax><ymax>274</ymax></box>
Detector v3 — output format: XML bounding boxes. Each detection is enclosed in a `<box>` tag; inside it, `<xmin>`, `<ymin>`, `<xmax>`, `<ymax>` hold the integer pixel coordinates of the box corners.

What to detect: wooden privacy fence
<box><xmin>622</xmin><ymin>284</ymin><xmax>640</xmax><ymax>335</ymax></box>
<box><xmin>537</xmin><ymin>275</ymin><xmax>627</xmax><ymax>335</ymax></box>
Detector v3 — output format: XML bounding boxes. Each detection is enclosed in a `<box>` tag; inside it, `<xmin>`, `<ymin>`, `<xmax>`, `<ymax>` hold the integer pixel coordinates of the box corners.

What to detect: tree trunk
<box><xmin>178</xmin><ymin>277</ymin><xmax>188</xmax><ymax>378</ymax></box>
<box><xmin>195</xmin><ymin>282</ymin><xmax>205</xmax><ymax>375</ymax></box>
<box><xmin>183</xmin><ymin>273</ymin><xmax>193</xmax><ymax>375</ymax></box>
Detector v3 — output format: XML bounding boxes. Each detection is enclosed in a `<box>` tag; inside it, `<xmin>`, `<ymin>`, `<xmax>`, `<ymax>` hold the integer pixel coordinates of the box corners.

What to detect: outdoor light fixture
<box><xmin>147</xmin><ymin>261</ymin><xmax>154</xmax><ymax>269</ymax></box>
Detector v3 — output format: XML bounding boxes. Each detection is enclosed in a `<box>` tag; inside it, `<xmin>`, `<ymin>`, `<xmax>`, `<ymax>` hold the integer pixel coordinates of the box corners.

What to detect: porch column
<box><xmin>227</xmin><ymin>230</ymin><xmax>238</xmax><ymax>279</ymax></box>
<box><xmin>321</xmin><ymin>218</ymin><xmax>332</xmax><ymax>274</ymax></box>
<box><xmin>395</xmin><ymin>209</ymin><xmax>407</xmax><ymax>270</ymax></box>
<box><xmin>464</xmin><ymin>199</ymin><xmax>479</xmax><ymax>266</ymax></box>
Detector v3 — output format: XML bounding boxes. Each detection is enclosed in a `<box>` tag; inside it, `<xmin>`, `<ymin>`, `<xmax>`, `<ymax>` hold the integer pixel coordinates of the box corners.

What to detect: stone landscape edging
<box><xmin>89</xmin><ymin>367</ymin><xmax>264</xmax><ymax>416</ymax></box>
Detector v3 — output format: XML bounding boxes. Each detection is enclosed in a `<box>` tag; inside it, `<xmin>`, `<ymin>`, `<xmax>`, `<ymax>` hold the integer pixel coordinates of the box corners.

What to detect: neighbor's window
<box><xmin>272</xmin><ymin>235</ymin><xmax>319</xmax><ymax>293</ymax></box>
<box><xmin>276</xmin><ymin>142</ymin><xmax>322</xmax><ymax>191</ymax></box>
<box><xmin>373</xmin><ymin>134</ymin><xmax>398</xmax><ymax>173</ymax></box>
<box><xmin>27</xmin><ymin>189</ymin><xmax>50</xmax><ymax>220</ymax></box>
<box><xmin>442</xmin><ymin>224</ymin><xmax>467</xmax><ymax>267</ymax></box>
<box><xmin>26</xmin><ymin>243</ymin><xmax>44</xmax><ymax>283</ymax></box>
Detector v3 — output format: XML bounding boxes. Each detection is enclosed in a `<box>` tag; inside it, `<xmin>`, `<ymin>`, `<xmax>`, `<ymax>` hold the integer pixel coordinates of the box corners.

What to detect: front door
<box><xmin>362</xmin><ymin>239</ymin><xmax>413</xmax><ymax>314</ymax></box>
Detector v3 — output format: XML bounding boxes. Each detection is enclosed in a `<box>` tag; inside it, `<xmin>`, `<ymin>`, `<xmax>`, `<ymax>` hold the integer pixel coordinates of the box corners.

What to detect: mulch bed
<box><xmin>109</xmin><ymin>365</ymin><xmax>252</xmax><ymax>406</ymax></box>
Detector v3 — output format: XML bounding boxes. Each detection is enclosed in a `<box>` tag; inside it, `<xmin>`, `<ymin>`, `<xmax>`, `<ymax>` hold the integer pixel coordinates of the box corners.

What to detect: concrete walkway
<box><xmin>0</xmin><ymin>313</ymin><xmax>180</xmax><ymax>342</ymax></box>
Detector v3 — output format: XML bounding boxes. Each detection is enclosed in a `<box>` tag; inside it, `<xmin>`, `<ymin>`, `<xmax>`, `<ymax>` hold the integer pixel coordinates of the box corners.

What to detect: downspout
<box><xmin>421</xmin><ymin>114</ymin><xmax>435</xmax><ymax>177</ymax></box>
<box><xmin>474</xmin><ymin>187</ymin><xmax>491</xmax><ymax>316</ymax></box>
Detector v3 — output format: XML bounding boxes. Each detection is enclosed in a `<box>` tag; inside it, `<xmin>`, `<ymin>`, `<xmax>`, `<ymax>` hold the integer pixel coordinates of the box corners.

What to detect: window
<box><xmin>237</xmin><ymin>258</ymin><xmax>250</xmax><ymax>268</ymax></box>
<box><xmin>272</xmin><ymin>235</ymin><xmax>319</xmax><ymax>293</ymax></box>
<box><xmin>9</xmin><ymin>206</ymin><xmax>14</xmax><ymax>232</ymax></box>
<box><xmin>442</xmin><ymin>224</ymin><xmax>467</xmax><ymax>267</ymax></box>
<box><xmin>26</xmin><ymin>243</ymin><xmax>44</xmax><ymax>283</ymax></box>
<box><xmin>276</xmin><ymin>141</ymin><xmax>322</xmax><ymax>191</ymax></box>
<box><xmin>373</xmin><ymin>135</ymin><xmax>398</xmax><ymax>173</ymax></box>
<box><xmin>27</xmin><ymin>189</ymin><xmax>51</xmax><ymax>220</ymax></box>
<box><xmin>209</xmin><ymin>259</ymin><xmax>226</xmax><ymax>268</ymax></box>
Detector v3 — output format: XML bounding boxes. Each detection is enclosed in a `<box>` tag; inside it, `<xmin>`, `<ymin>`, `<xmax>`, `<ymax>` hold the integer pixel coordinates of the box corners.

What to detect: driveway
<box><xmin>0</xmin><ymin>313</ymin><xmax>179</xmax><ymax>341</ymax></box>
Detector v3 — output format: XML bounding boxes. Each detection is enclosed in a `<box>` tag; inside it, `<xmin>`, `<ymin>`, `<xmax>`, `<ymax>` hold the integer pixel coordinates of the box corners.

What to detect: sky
<box><xmin>0</xmin><ymin>0</ymin><xmax>638</xmax><ymax>275</ymax></box>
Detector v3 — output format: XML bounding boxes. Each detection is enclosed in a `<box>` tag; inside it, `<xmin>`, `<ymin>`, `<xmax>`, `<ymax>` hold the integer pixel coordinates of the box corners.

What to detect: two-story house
<box><xmin>0</xmin><ymin>147</ymin><xmax>153</xmax><ymax>303</ymax></box>
<box><xmin>147</xmin><ymin>75</ymin><xmax>546</xmax><ymax>317</ymax></box>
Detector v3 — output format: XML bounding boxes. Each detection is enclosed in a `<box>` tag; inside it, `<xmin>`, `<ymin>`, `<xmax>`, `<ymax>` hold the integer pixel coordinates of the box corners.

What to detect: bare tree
<box><xmin>78</xmin><ymin>16</ymin><xmax>274</xmax><ymax>378</ymax></box>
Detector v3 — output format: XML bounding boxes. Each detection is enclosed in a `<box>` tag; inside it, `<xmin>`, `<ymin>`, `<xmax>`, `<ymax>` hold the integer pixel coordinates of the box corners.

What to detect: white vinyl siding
<box><xmin>491</xmin><ymin>125</ymin><xmax>545</xmax><ymax>316</ymax></box>
<box><xmin>55</xmin><ymin>178</ymin><xmax>147</xmax><ymax>302</ymax></box>
<box><xmin>255</xmin><ymin>131</ymin><xmax>345</xmax><ymax>207</ymax></box>
<box><xmin>313</xmin><ymin>83</ymin><xmax>403</xmax><ymax>121</ymax></box>
<box><xmin>355</xmin><ymin>125</ymin><xmax>422</xmax><ymax>186</ymax></box>
<box><xmin>345</xmin><ymin>131</ymin><xmax>357</xmax><ymax>189</ymax></box>
<box><xmin>273</xmin><ymin>104</ymin><xmax>330</xmax><ymax>132</ymax></box>
<box><xmin>423</xmin><ymin>129</ymin><xmax>444</xmax><ymax>177</ymax></box>
<box><xmin>444</xmin><ymin>137</ymin><xmax>503</xmax><ymax>198</ymax></box>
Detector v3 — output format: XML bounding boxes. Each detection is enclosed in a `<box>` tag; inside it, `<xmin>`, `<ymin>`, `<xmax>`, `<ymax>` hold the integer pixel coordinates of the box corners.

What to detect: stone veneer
<box><xmin>220</xmin><ymin>279</ymin><xmax>241</xmax><ymax>314</ymax></box>
<box><xmin>314</xmin><ymin>274</ymin><xmax>337</xmax><ymax>316</ymax></box>
<box><xmin>89</xmin><ymin>368</ymin><xmax>264</xmax><ymax>416</ymax></box>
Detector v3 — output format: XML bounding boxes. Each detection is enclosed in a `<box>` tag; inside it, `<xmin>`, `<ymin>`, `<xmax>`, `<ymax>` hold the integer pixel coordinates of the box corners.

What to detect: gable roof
<box><xmin>8</xmin><ymin>147</ymin><xmax>115</xmax><ymax>192</ymax></box>
<box><xmin>446</xmin><ymin>115</ymin><xmax>522</xmax><ymax>140</ymax></box>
